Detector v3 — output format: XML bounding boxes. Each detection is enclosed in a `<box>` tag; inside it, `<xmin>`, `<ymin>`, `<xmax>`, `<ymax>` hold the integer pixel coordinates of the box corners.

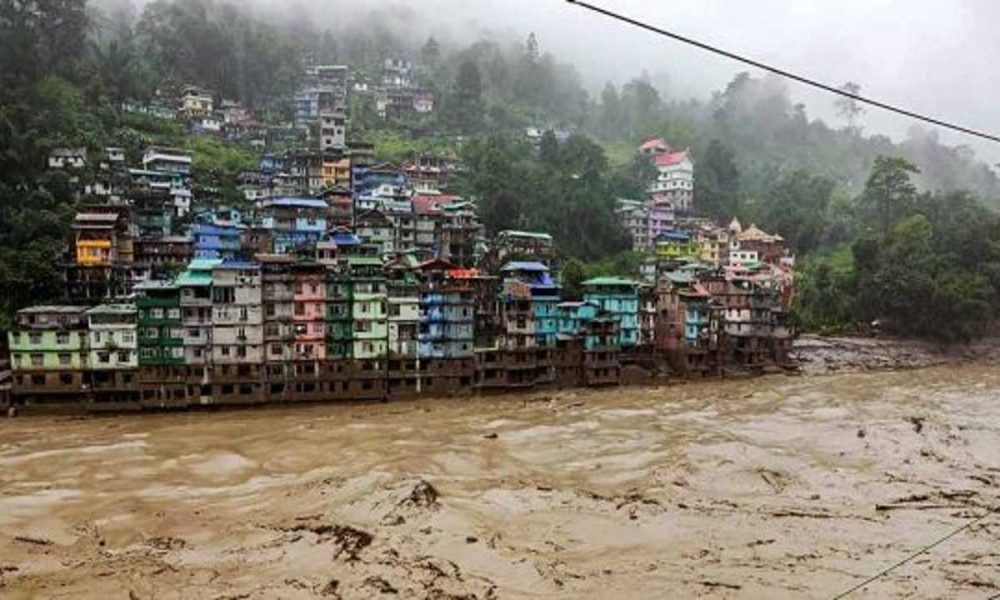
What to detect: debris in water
<box><xmin>399</xmin><ymin>480</ymin><xmax>439</xmax><ymax>509</ymax></box>
<box><xmin>320</xmin><ymin>579</ymin><xmax>341</xmax><ymax>597</ymax></box>
<box><xmin>14</xmin><ymin>535</ymin><xmax>53</xmax><ymax>546</ymax></box>
<box><xmin>364</xmin><ymin>576</ymin><xmax>398</xmax><ymax>595</ymax></box>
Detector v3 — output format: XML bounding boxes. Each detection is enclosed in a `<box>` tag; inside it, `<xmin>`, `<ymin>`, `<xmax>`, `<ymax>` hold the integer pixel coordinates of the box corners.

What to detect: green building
<box><xmin>136</xmin><ymin>281</ymin><xmax>183</xmax><ymax>365</ymax></box>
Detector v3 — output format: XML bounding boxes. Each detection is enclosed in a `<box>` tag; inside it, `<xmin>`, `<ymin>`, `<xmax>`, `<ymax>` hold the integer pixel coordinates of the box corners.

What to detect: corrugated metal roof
<box><xmin>501</xmin><ymin>261</ymin><xmax>550</xmax><ymax>272</ymax></box>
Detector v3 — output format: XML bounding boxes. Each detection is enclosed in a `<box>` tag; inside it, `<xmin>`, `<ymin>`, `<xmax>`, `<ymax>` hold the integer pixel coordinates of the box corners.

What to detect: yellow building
<box><xmin>73</xmin><ymin>212</ymin><xmax>124</xmax><ymax>266</ymax></box>
<box><xmin>76</xmin><ymin>239</ymin><xmax>112</xmax><ymax>266</ymax></box>
<box><xmin>182</xmin><ymin>86</ymin><xmax>214</xmax><ymax>117</ymax></box>
<box><xmin>654</xmin><ymin>231</ymin><xmax>700</xmax><ymax>259</ymax></box>
<box><xmin>321</xmin><ymin>156</ymin><xmax>351</xmax><ymax>189</ymax></box>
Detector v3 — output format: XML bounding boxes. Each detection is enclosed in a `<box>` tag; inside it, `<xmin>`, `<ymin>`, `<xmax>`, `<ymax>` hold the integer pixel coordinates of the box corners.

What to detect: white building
<box><xmin>85</xmin><ymin>304</ymin><xmax>137</xmax><ymax>369</ymax></box>
<box><xmin>649</xmin><ymin>149</ymin><xmax>694</xmax><ymax>213</ymax></box>
<box><xmin>48</xmin><ymin>147</ymin><xmax>87</xmax><ymax>169</ymax></box>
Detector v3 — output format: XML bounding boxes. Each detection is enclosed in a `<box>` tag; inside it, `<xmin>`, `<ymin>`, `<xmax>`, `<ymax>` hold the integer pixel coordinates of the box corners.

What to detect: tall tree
<box><xmin>862</xmin><ymin>156</ymin><xmax>919</xmax><ymax>237</ymax></box>
<box><xmin>834</xmin><ymin>81</ymin><xmax>864</xmax><ymax>129</ymax></box>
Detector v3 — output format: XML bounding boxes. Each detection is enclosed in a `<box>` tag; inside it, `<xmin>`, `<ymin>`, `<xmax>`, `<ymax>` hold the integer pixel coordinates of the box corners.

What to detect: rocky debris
<box><xmin>398</xmin><ymin>479</ymin><xmax>439</xmax><ymax>510</ymax></box>
<box><xmin>276</xmin><ymin>522</ymin><xmax>373</xmax><ymax>561</ymax></box>
<box><xmin>875</xmin><ymin>489</ymin><xmax>991</xmax><ymax>512</ymax></box>
<box><xmin>320</xmin><ymin>579</ymin><xmax>341</xmax><ymax>597</ymax></box>
<box><xmin>698</xmin><ymin>580</ymin><xmax>742</xmax><ymax>590</ymax></box>
<box><xmin>483</xmin><ymin>433</ymin><xmax>498</xmax><ymax>440</ymax></box>
<box><xmin>909</xmin><ymin>416</ymin><xmax>926</xmax><ymax>434</ymax></box>
<box><xmin>14</xmin><ymin>535</ymin><xmax>53</xmax><ymax>546</ymax></box>
<box><xmin>364</xmin><ymin>575</ymin><xmax>398</xmax><ymax>594</ymax></box>
<box><xmin>146</xmin><ymin>536</ymin><xmax>186</xmax><ymax>551</ymax></box>
<box><xmin>329</xmin><ymin>525</ymin><xmax>374</xmax><ymax>561</ymax></box>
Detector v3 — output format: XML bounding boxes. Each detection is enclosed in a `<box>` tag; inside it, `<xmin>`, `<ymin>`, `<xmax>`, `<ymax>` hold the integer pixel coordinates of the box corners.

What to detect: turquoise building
<box><xmin>582</xmin><ymin>277</ymin><xmax>640</xmax><ymax>348</ymax></box>
<box><xmin>500</xmin><ymin>261</ymin><xmax>561</xmax><ymax>346</ymax></box>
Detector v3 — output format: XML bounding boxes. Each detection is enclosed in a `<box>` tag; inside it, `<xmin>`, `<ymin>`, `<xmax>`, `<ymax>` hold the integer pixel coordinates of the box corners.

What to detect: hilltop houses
<box><xmin>5</xmin><ymin>56</ymin><xmax>798</xmax><ymax>415</ymax></box>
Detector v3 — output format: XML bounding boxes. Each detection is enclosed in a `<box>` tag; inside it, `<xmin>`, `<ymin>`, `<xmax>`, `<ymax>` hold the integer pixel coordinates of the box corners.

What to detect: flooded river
<box><xmin>0</xmin><ymin>365</ymin><xmax>998</xmax><ymax>599</ymax></box>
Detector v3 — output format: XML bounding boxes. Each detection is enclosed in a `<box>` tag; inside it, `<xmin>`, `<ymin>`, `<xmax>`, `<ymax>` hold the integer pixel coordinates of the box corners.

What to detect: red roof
<box><xmin>654</xmin><ymin>150</ymin><xmax>690</xmax><ymax>167</ymax></box>
<box><xmin>412</xmin><ymin>194</ymin><xmax>457</xmax><ymax>215</ymax></box>
<box><xmin>639</xmin><ymin>137</ymin><xmax>669</xmax><ymax>152</ymax></box>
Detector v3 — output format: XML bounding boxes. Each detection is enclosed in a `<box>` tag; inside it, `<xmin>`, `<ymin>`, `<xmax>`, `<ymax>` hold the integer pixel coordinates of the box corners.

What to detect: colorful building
<box><xmin>8</xmin><ymin>306</ymin><xmax>90</xmax><ymax>405</ymax></box>
<box><xmin>583</xmin><ymin>277</ymin><xmax>640</xmax><ymax>348</ymax></box>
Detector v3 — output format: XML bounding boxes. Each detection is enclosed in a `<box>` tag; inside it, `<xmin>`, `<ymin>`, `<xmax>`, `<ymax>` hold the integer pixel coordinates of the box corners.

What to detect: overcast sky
<box><xmin>275</xmin><ymin>0</ymin><xmax>1000</xmax><ymax>164</ymax></box>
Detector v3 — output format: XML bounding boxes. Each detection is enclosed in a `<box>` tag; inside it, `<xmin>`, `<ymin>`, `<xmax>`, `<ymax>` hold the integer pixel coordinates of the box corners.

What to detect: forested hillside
<box><xmin>4</xmin><ymin>0</ymin><xmax>1000</xmax><ymax>339</ymax></box>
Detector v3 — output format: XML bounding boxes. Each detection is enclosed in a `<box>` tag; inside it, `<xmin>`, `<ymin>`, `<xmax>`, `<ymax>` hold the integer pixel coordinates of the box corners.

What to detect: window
<box><xmin>221</xmin><ymin>346</ymin><xmax>230</xmax><ymax>356</ymax></box>
<box><xmin>60</xmin><ymin>373</ymin><xmax>73</xmax><ymax>385</ymax></box>
<box><xmin>271</xmin><ymin>344</ymin><xmax>282</xmax><ymax>356</ymax></box>
<box><xmin>56</xmin><ymin>331</ymin><xmax>69</xmax><ymax>344</ymax></box>
<box><xmin>58</xmin><ymin>353</ymin><xmax>71</xmax><ymax>366</ymax></box>
<box><xmin>93</xmin><ymin>331</ymin><xmax>102</xmax><ymax>343</ymax></box>
<box><xmin>167</xmin><ymin>308</ymin><xmax>181</xmax><ymax>319</ymax></box>
<box><xmin>98</xmin><ymin>352</ymin><xmax>110</xmax><ymax>364</ymax></box>
<box><xmin>118</xmin><ymin>351</ymin><xmax>129</xmax><ymax>363</ymax></box>
<box><xmin>150</xmin><ymin>308</ymin><xmax>163</xmax><ymax>319</ymax></box>
<box><xmin>29</xmin><ymin>332</ymin><xmax>41</xmax><ymax>345</ymax></box>
<box><xmin>29</xmin><ymin>353</ymin><xmax>44</xmax><ymax>367</ymax></box>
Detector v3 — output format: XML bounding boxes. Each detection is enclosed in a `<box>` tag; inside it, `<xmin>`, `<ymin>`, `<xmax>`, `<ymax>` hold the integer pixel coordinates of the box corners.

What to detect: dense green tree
<box><xmin>861</xmin><ymin>156</ymin><xmax>919</xmax><ymax>237</ymax></box>
<box><xmin>696</xmin><ymin>139</ymin><xmax>741</xmax><ymax>220</ymax></box>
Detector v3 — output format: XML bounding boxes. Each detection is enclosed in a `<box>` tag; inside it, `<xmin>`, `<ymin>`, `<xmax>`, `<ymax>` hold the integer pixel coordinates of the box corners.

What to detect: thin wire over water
<box><xmin>832</xmin><ymin>507</ymin><xmax>998</xmax><ymax>599</ymax></box>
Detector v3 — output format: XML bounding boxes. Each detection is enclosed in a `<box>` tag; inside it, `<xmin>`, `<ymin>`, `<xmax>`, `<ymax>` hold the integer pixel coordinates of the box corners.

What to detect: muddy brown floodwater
<box><xmin>1</xmin><ymin>365</ymin><xmax>999</xmax><ymax>600</ymax></box>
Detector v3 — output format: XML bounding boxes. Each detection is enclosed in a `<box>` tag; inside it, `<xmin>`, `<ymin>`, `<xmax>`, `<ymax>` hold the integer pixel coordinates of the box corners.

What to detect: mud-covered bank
<box><xmin>791</xmin><ymin>334</ymin><xmax>1000</xmax><ymax>375</ymax></box>
<box><xmin>1</xmin><ymin>364</ymin><xmax>998</xmax><ymax>599</ymax></box>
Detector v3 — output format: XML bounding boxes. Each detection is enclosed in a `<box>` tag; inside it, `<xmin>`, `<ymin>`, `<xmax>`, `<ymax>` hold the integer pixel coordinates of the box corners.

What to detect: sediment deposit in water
<box><xmin>0</xmin><ymin>364</ymin><xmax>998</xmax><ymax>599</ymax></box>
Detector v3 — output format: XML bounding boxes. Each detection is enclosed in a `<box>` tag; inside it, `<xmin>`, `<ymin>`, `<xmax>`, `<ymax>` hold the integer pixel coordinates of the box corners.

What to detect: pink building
<box><xmin>646</xmin><ymin>202</ymin><xmax>676</xmax><ymax>246</ymax></box>
<box><xmin>292</xmin><ymin>264</ymin><xmax>326</xmax><ymax>361</ymax></box>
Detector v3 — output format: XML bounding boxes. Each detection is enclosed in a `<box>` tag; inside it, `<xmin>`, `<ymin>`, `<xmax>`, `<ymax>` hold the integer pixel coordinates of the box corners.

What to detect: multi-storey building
<box><xmin>177</xmin><ymin>258</ymin><xmax>219</xmax><ymax>372</ymax></box>
<box><xmin>210</xmin><ymin>261</ymin><xmax>264</xmax><ymax>404</ymax></box>
<box><xmin>259</xmin><ymin>255</ymin><xmax>295</xmax><ymax>367</ymax></box>
<box><xmin>8</xmin><ymin>306</ymin><xmax>90</xmax><ymax>407</ymax></box>
<box><xmin>649</xmin><ymin>149</ymin><xmax>694</xmax><ymax>213</ymax></box>
<box><xmin>258</xmin><ymin>197</ymin><xmax>328</xmax><ymax>254</ymax></box>
<box><xmin>583</xmin><ymin>277</ymin><xmax>640</xmax><ymax>348</ymax></box>
<box><xmin>291</xmin><ymin>261</ymin><xmax>326</xmax><ymax>362</ymax></box>
<box><xmin>85</xmin><ymin>303</ymin><xmax>138</xmax><ymax>406</ymax></box>
<box><xmin>181</xmin><ymin>86</ymin><xmax>214</xmax><ymax>118</ymax></box>
<box><xmin>136</xmin><ymin>281</ymin><xmax>185</xmax><ymax>407</ymax></box>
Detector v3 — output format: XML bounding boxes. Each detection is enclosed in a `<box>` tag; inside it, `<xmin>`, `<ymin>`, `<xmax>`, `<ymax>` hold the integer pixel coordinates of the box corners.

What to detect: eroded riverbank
<box><xmin>0</xmin><ymin>364</ymin><xmax>998</xmax><ymax>599</ymax></box>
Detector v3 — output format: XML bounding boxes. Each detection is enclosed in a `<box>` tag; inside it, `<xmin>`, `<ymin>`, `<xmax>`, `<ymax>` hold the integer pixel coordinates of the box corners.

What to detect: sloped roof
<box><xmin>638</xmin><ymin>138</ymin><xmax>669</xmax><ymax>152</ymax></box>
<box><xmin>653</xmin><ymin>150</ymin><xmax>690</xmax><ymax>167</ymax></box>
<box><xmin>501</xmin><ymin>261</ymin><xmax>550</xmax><ymax>273</ymax></box>
<box><xmin>263</xmin><ymin>197</ymin><xmax>327</xmax><ymax>209</ymax></box>
<box><xmin>738</xmin><ymin>224</ymin><xmax>779</xmax><ymax>243</ymax></box>
<box><xmin>582</xmin><ymin>276</ymin><xmax>638</xmax><ymax>287</ymax></box>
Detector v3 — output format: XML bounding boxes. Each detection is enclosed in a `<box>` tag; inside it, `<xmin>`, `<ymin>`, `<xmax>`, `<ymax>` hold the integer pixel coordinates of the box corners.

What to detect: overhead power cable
<box><xmin>830</xmin><ymin>506</ymin><xmax>996</xmax><ymax>599</ymax></box>
<box><xmin>565</xmin><ymin>0</ymin><xmax>1000</xmax><ymax>144</ymax></box>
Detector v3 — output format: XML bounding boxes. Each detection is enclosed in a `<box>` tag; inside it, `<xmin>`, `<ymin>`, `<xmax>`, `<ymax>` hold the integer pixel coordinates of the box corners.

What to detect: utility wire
<box><xmin>565</xmin><ymin>0</ymin><xmax>1000</xmax><ymax>144</ymax></box>
<box><xmin>831</xmin><ymin>507</ymin><xmax>996</xmax><ymax>599</ymax></box>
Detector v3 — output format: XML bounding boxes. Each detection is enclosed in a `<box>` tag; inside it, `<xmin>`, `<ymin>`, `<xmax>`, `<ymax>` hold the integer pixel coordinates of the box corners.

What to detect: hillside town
<box><xmin>4</xmin><ymin>61</ymin><xmax>794</xmax><ymax>413</ymax></box>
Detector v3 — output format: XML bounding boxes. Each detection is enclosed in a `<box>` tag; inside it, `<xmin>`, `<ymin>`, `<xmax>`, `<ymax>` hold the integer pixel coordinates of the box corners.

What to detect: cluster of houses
<box><xmin>6</xmin><ymin>241</ymin><xmax>791</xmax><ymax>412</ymax></box>
<box><xmin>4</xmin><ymin>70</ymin><xmax>795</xmax><ymax>413</ymax></box>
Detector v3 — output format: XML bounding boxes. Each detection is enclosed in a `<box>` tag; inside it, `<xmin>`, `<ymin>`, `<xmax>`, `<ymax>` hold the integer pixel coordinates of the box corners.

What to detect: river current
<box><xmin>0</xmin><ymin>365</ymin><xmax>997</xmax><ymax>598</ymax></box>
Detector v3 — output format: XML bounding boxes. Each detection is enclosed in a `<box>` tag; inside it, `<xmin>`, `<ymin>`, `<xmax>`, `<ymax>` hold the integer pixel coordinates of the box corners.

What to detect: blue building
<box><xmin>192</xmin><ymin>222</ymin><xmax>244</xmax><ymax>260</ymax></box>
<box><xmin>500</xmin><ymin>261</ymin><xmax>561</xmax><ymax>346</ymax></box>
<box><xmin>258</xmin><ymin>197</ymin><xmax>328</xmax><ymax>254</ymax></box>
<box><xmin>582</xmin><ymin>277</ymin><xmax>640</xmax><ymax>348</ymax></box>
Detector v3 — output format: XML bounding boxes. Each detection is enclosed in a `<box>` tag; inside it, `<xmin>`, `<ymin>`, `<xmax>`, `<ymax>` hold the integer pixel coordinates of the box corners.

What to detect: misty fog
<box><xmin>234</xmin><ymin>0</ymin><xmax>1000</xmax><ymax>165</ymax></box>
